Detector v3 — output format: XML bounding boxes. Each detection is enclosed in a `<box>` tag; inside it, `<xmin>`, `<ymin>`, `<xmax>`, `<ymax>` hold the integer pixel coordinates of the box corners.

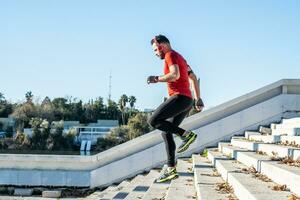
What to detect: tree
<box><xmin>71</xmin><ymin>100</ymin><xmax>84</xmax><ymax>122</ymax></box>
<box><xmin>41</xmin><ymin>96</ymin><xmax>51</xmax><ymax>106</ymax></box>
<box><xmin>109</xmin><ymin>125</ymin><xmax>130</xmax><ymax>143</ymax></box>
<box><xmin>25</xmin><ymin>91</ymin><xmax>34</xmax><ymax>104</ymax></box>
<box><xmin>128</xmin><ymin>96</ymin><xmax>136</xmax><ymax>109</ymax></box>
<box><xmin>39</xmin><ymin>96</ymin><xmax>55</xmax><ymax>122</ymax></box>
<box><xmin>47</xmin><ymin>120</ymin><xmax>75</xmax><ymax>150</ymax></box>
<box><xmin>127</xmin><ymin>113</ymin><xmax>152</xmax><ymax>140</ymax></box>
<box><xmin>0</xmin><ymin>93</ymin><xmax>13</xmax><ymax>118</ymax></box>
<box><xmin>14</xmin><ymin>132</ymin><xmax>30</xmax><ymax>150</ymax></box>
<box><xmin>106</xmin><ymin>99</ymin><xmax>120</xmax><ymax>120</ymax></box>
<box><xmin>11</xmin><ymin>102</ymin><xmax>37</xmax><ymax>130</ymax></box>
<box><xmin>52</xmin><ymin>97</ymin><xmax>71</xmax><ymax>120</ymax></box>
<box><xmin>119</xmin><ymin>94</ymin><xmax>128</xmax><ymax>125</ymax></box>
<box><xmin>29</xmin><ymin>118</ymin><xmax>50</xmax><ymax>150</ymax></box>
<box><xmin>93</xmin><ymin>97</ymin><xmax>105</xmax><ymax>119</ymax></box>
<box><xmin>0</xmin><ymin>92</ymin><xmax>5</xmax><ymax>103</ymax></box>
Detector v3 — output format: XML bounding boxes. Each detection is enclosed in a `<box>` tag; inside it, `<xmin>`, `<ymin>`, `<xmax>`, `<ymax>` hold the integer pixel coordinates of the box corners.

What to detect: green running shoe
<box><xmin>177</xmin><ymin>131</ymin><xmax>197</xmax><ymax>153</ymax></box>
<box><xmin>155</xmin><ymin>167</ymin><xmax>179</xmax><ymax>183</ymax></box>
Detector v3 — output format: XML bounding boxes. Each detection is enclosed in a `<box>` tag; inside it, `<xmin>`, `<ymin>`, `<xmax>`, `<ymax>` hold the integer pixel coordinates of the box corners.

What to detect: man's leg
<box><xmin>148</xmin><ymin>95</ymin><xmax>193</xmax><ymax>136</ymax></box>
<box><xmin>156</xmin><ymin>110</ymin><xmax>191</xmax><ymax>183</ymax></box>
<box><xmin>161</xmin><ymin>109</ymin><xmax>191</xmax><ymax>167</ymax></box>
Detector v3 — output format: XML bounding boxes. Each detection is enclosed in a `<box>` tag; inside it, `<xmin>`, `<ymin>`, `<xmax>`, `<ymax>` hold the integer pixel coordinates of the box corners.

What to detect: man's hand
<box><xmin>147</xmin><ymin>76</ymin><xmax>159</xmax><ymax>84</ymax></box>
<box><xmin>194</xmin><ymin>98</ymin><xmax>204</xmax><ymax>112</ymax></box>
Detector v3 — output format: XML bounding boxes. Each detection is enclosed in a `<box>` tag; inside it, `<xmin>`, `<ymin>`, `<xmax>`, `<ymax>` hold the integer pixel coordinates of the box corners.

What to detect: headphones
<box><xmin>153</xmin><ymin>36</ymin><xmax>163</xmax><ymax>51</ymax></box>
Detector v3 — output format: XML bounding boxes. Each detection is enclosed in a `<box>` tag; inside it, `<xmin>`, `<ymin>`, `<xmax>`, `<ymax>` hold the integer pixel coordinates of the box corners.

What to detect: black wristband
<box><xmin>147</xmin><ymin>76</ymin><xmax>159</xmax><ymax>84</ymax></box>
<box><xmin>195</xmin><ymin>98</ymin><xmax>204</xmax><ymax>107</ymax></box>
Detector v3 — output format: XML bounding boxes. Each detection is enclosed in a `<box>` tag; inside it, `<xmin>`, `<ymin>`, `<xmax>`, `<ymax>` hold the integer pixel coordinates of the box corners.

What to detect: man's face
<box><xmin>152</xmin><ymin>43</ymin><xmax>165</xmax><ymax>59</ymax></box>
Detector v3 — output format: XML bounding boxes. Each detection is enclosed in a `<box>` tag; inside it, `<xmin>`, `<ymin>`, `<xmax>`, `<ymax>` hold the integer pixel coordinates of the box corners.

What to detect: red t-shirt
<box><xmin>164</xmin><ymin>50</ymin><xmax>192</xmax><ymax>98</ymax></box>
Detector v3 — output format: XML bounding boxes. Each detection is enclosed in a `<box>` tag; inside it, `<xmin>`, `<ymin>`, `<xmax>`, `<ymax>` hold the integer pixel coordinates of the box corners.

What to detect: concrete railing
<box><xmin>1</xmin><ymin>79</ymin><xmax>300</xmax><ymax>188</ymax></box>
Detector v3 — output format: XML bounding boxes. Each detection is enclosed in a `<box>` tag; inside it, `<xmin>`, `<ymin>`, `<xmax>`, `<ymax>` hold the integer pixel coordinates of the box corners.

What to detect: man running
<box><xmin>147</xmin><ymin>35</ymin><xmax>204</xmax><ymax>183</ymax></box>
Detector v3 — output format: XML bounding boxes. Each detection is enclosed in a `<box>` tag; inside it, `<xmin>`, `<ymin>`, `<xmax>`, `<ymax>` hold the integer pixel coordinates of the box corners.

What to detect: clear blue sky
<box><xmin>1</xmin><ymin>0</ymin><xmax>300</xmax><ymax>110</ymax></box>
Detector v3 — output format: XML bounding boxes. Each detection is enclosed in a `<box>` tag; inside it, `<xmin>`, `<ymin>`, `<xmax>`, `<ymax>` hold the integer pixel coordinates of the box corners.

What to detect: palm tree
<box><xmin>128</xmin><ymin>96</ymin><xmax>136</xmax><ymax>109</ymax></box>
<box><xmin>128</xmin><ymin>96</ymin><xmax>136</xmax><ymax>118</ymax></box>
<box><xmin>119</xmin><ymin>94</ymin><xmax>128</xmax><ymax>125</ymax></box>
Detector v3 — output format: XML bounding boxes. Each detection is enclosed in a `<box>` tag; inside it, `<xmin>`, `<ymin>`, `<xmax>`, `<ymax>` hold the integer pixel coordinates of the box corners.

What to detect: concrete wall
<box><xmin>1</xmin><ymin>79</ymin><xmax>300</xmax><ymax>188</ymax></box>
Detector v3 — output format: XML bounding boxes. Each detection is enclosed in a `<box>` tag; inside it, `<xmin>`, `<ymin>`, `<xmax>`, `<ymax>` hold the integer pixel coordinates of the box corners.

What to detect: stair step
<box><xmin>192</xmin><ymin>154</ymin><xmax>236</xmax><ymax>200</ymax></box>
<box><xmin>272</xmin><ymin>127</ymin><xmax>298</xmax><ymax>136</ymax></box>
<box><xmin>141</xmin><ymin>169</ymin><xmax>170</xmax><ymax>200</ymax></box>
<box><xmin>123</xmin><ymin>170</ymin><xmax>160</xmax><ymax>200</ymax></box>
<box><xmin>208</xmin><ymin>148</ymin><xmax>230</xmax><ymax>164</ymax></box>
<box><xmin>235</xmin><ymin>151</ymin><xmax>300</xmax><ymax>196</ymax></box>
<box><xmin>215</xmin><ymin>159</ymin><xmax>293</xmax><ymax>200</ymax></box>
<box><xmin>281</xmin><ymin>135</ymin><xmax>300</xmax><ymax>146</ymax></box>
<box><xmin>245</xmin><ymin>131</ymin><xmax>261</xmax><ymax>139</ymax></box>
<box><xmin>165</xmin><ymin>159</ymin><xmax>196</xmax><ymax>200</ymax></box>
<box><xmin>259</xmin><ymin>126</ymin><xmax>272</xmax><ymax>135</ymax></box>
<box><xmin>87</xmin><ymin>185</ymin><xmax>118</xmax><ymax>199</ymax></box>
<box><xmin>87</xmin><ymin>181</ymin><xmax>130</xmax><ymax>199</ymax></box>
<box><xmin>218</xmin><ymin>142</ymin><xmax>251</xmax><ymax>159</ymax></box>
<box><xmin>207</xmin><ymin>148</ymin><xmax>229</xmax><ymax>166</ymax></box>
<box><xmin>100</xmin><ymin>175</ymin><xmax>144</xmax><ymax>199</ymax></box>
<box><xmin>230</xmin><ymin>138</ymin><xmax>300</xmax><ymax>160</ymax></box>
<box><xmin>281</xmin><ymin>117</ymin><xmax>300</xmax><ymax>124</ymax></box>
<box><xmin>248</xmin><ymin>135</ymin><xmax>281</xmax><ymax>143</ymax></box>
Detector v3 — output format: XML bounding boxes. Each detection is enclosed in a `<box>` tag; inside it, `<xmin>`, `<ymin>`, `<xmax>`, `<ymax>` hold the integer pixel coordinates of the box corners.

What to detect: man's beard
<box><xmin>159</xmin><ymin>52</ymin><xmax>165</xmax><ymax>59</ymax></box>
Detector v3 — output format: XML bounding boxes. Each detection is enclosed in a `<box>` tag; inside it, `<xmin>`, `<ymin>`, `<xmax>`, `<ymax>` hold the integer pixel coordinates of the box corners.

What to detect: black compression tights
<box><xmin>148</xmin><ymin>94</ymin><xmax>193</xmax><ymax>167</ymax></box>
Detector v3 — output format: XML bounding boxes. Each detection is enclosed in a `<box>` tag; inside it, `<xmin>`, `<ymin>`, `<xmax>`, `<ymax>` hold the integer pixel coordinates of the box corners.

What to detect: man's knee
<box><xmin>147</xmin><ymin>115</ymin><xmax>157</xmax><ymax>128</ymax></box>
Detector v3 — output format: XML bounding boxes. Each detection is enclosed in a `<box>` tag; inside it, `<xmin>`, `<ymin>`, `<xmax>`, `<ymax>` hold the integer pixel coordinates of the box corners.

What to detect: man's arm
<box><xmin>189</xmin><ymin>72</ymin><xmax>200</xmax><ymax>99</ymax></box>
<box><xmin>188</xmin><ymin>71</ymin><xmax>204</xmax><ymax>112</ymax></box>
<box><xmin>157</xmin><ymin>64</ymin><xmax>180</xmax><ymax>82</ymax></box>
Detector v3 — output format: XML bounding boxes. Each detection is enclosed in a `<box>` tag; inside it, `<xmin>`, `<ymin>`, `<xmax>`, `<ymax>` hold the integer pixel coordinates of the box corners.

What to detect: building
<box><xmin>0</xmin><ymin>117</ymin><xmax>15</xmax><ymax>132</ymax></box>
<box><xmin>75</xmin><ymin>120</ymin><xmax>119</xmax><ymax>145</ymax></box>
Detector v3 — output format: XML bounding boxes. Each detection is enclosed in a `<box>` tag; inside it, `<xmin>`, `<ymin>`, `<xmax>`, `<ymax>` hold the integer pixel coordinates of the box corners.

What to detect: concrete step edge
<box><xmin>192</xmin><ymin>154</ymin><xmax>236</xmax><ymax>200</ymax></box>
<box><xmin>215</xmin><ymin>159</ymin><xmax>294</xmax><ymax>200</ymax></box>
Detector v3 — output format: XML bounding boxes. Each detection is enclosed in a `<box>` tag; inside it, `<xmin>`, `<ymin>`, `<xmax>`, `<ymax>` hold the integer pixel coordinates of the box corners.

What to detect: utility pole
<box><xmin>108</xmin><ymin>70</ymin><xmax>112</xmax><ymax>102</ymax></box>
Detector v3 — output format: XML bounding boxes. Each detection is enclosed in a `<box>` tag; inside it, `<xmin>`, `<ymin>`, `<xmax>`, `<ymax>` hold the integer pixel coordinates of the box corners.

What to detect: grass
<box><xmin>201</xmin><ymin>149</ymin><xmax>208</xmax><ymax>157</ymax></box>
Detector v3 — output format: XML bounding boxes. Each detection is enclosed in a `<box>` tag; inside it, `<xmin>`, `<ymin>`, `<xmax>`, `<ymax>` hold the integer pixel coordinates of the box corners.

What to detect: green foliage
<box><xmin>94</xmin><ymin>112</ymin><xmax>152</xmax><ymax>151</ymax></box>
<box><xmin>25</xmin><ymin>91</ymin><xmax>33</xmax><ymax>104</ymax></box>
<box><xmin>119</xmin><ymin>94</ymin><xmax>129</xmax><ymax>125</ymax></box>
<box><xmin>94</xmin><ymin>136</ymin><xmax>120</xmax><ymax>152</ymax></box>
<box><xmin>12</xmin><ymin>102</ymin><xmax>37</xmax><ymax>129</ymax></box>
<box><xmin>127</xmin><ymin>113</ymin><xmax>151</xmax><ymax>140</ymax></box>
<box><xmin>29</xmin><ymin>118</ymin><xmax>50</xmax><ymax>150</ymax></box>
<box><xmin>0</xmin><ymin>93</ymin><xmax>13</xmax><ymax>118</ymax></box>
<box><xmin>201</xmin><ymin>149</ymin><xmax>208</xmax><ymax>157</ymax></box>
<box><xmin>128</xmin><ymin>96</ymin><xmax>137</xmax><ymax>109</ymax></box>
<box><xmin>4</xmin><ymin>126</ymin><xmax>13</xmax><ymax>138</ymax></box>
<box><xmin>109</xmin><ymin>125</ymin><xmax>131</xmax><ymax>143</ymax></box>
<box><xmin>14</xmin><ymin>132</ymin><xmax>30</xmax><ymax>150</ymax></box>
<box><xmin>45</xmin><ymin>120</ymin><xmax>75</xmax><ymax>150</ymax></box>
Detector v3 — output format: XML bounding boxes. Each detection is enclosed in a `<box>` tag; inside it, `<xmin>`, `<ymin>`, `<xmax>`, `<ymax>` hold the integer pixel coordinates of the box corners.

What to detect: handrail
<box><xmin>1</xmin><ymin>79</ymin><xmax>300</xmax><ymax>170</ymax></box>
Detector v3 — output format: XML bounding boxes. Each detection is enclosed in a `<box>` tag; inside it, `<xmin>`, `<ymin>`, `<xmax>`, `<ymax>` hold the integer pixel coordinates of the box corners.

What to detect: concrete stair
<box><xmin>201</xmin><ymin>117</ymin><xmax>300</xmax><ymax>199</ymax></box>
<box><xmin>4</xmin><ymin>118</ymin><xmax>300</xmax><ymax>199</ymax></box>
<box><xmin>85</xmin><ymin>158</ymin><xmax>197</xmax><ymax>200</ymax></box>
<box><xmin>84</xmin><ymin>123</ymin><xmax>299</xmax><ymax>200</ymax></box>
